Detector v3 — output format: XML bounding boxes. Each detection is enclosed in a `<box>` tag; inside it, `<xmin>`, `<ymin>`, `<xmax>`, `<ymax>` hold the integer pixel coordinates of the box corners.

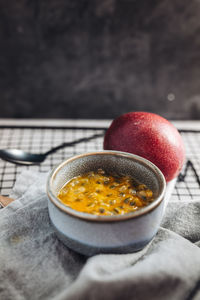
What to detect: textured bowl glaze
<box><xmin>47</xmin><ymin>151</ymin><xmax>166</xmax><ymax>256</ymax></box>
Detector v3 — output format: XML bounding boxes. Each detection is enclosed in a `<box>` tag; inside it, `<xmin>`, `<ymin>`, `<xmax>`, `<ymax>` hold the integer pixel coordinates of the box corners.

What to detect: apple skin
<box><xmin>103</xmin><ymin>112</ymin><xmax>185</xmax><ymax>182</ymax></box>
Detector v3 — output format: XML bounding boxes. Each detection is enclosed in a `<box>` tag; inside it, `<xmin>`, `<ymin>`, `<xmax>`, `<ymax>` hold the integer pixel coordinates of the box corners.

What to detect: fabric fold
<box><xmin>0</xmin><ymin>171</ymin><xmax>200</xmax><ymax>300</ymax></box>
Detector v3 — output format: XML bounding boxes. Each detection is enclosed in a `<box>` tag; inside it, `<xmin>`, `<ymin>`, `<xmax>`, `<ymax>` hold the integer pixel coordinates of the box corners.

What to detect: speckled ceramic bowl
<box><xmin>47</xmin><ymin>151</ymin><xmax>166</xmax><ymax>256</ymax></box>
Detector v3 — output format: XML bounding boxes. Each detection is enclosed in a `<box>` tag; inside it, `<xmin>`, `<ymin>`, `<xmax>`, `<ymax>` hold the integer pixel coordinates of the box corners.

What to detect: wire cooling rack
<box><xmin>0</xmin><ymin>126</ymin><xmax>105</xmax><ymax>196</ymax></box>
<box><xmin>0</xmin><ymin>125</ymin><xmax>200</xmax><ymax>202</ymax></box>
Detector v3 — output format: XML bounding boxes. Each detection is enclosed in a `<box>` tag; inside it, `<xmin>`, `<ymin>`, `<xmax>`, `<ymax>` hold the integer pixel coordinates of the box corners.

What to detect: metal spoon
<box><xmin>0</xmin><ymin>133</ymin><xmax>104</xmax><ymax>165</ymax></box>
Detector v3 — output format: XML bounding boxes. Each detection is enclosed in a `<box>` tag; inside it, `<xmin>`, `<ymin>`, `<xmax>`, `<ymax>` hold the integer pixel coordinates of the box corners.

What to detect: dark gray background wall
<box><xmin>0</xmin><ymin>0</ymin><xmax>200</xmax><ymax>120</ymax></box>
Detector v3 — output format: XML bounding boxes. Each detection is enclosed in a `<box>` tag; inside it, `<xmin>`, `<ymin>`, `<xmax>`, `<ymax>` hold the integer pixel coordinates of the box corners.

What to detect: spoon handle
<box><xmin>0</xmin><ymin>195</ymin><xmax>14</xmax><ymax>207</ymax></box>
<box><xmin>45</xmin><ymin>133</ymin><xmax>105</xmax><ymax>156</ymax></box>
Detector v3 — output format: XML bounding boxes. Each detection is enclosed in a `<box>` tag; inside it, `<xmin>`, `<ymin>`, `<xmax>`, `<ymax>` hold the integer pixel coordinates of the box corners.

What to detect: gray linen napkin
<box><xmin>0</xmin><ymin>170</ymin><xmax>200</xmax><ymax>300</ymax></box>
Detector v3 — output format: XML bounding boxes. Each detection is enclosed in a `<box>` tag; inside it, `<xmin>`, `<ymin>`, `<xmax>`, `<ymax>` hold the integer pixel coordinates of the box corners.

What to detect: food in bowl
<box><xmin>57</xmin><ymin>168</ymin><xmax>154</xmax><ymax>216</ymax></box>
<box><xmin>47</xmin><ymin>151</ymin><xmax>166</xmax><ymax>255</ymax></box>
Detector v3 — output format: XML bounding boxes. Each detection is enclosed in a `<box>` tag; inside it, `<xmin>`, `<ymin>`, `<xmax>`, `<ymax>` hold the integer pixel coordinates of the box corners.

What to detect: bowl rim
<box><xmin>47</xmin><ymin>150</ymin><xmax>166</xmax><ymax>222</ymax></box>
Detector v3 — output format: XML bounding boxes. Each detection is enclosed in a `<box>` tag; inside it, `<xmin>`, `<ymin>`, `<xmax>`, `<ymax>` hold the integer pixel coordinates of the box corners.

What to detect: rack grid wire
<box><xmin>0</xmin><ymin>126</ymin><xmax>200</xmax><ymax>203</ymax></box>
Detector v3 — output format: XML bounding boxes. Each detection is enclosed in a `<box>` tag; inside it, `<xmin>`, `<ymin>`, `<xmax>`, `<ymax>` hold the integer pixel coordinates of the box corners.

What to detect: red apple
<box><xmin>103</xmin><ymin>112</ymin><xmax>185</xmax><ymax>182</ymax></box>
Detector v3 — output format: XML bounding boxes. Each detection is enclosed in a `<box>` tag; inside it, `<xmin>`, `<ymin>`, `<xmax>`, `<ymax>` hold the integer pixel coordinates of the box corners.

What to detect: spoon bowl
<box><xmin>0</xmin><ymin>149</ymin><xmax>46</xmax><ymax>165</ymax></box>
